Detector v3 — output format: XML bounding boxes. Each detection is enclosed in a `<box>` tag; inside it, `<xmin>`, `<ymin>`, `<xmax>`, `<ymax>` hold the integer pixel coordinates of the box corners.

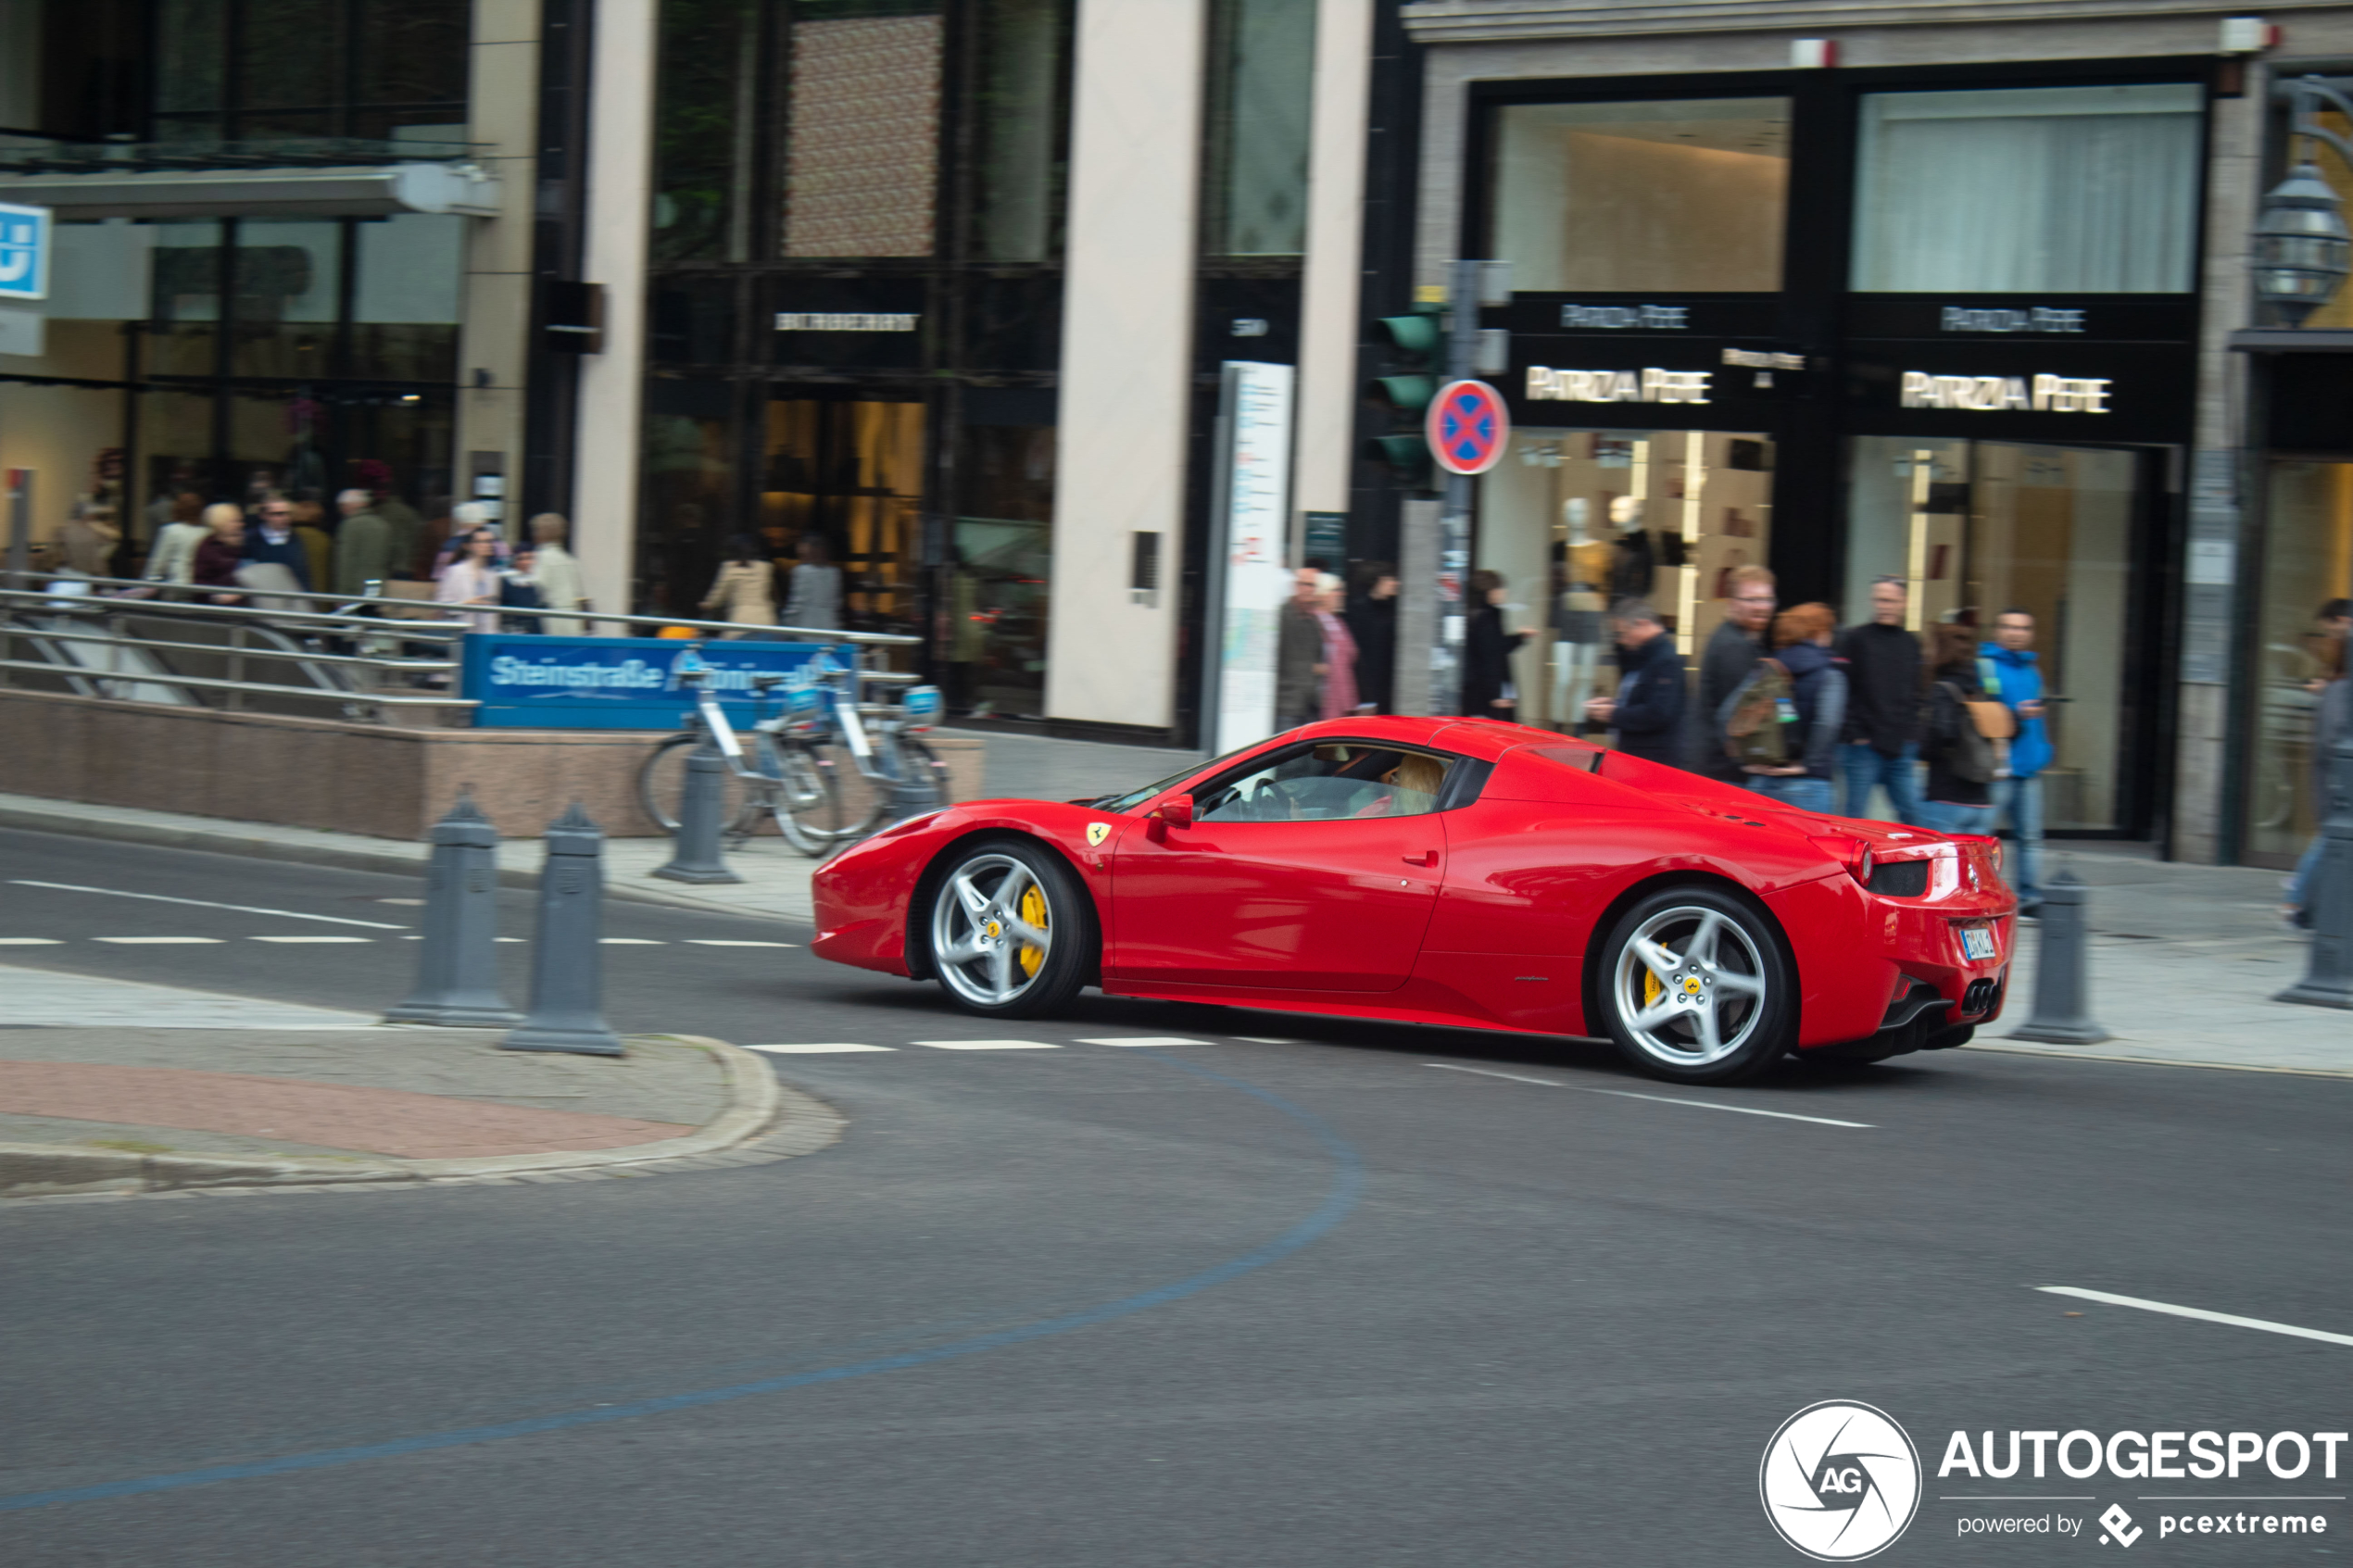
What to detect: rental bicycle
<box><xmin>637</xmin><ymin>646</ymin><xmax>949</xmax><ymax>857</ymax></box>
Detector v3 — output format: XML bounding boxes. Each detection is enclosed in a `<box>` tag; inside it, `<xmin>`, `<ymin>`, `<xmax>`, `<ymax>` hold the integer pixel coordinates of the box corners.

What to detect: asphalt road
<box><xmin>4</xmin><ymin>826</ymin><xmax>2350</xmax><ymax>1566</ymax></box>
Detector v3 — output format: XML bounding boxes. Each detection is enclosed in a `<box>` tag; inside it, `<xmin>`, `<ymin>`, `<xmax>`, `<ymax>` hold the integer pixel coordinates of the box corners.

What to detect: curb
<box><xmin>0</xmin><ymin>800</ymin><xmax>797</xmax><ymax>923</ymax></box>
<box><xmin>0</xmin><ymin>1035</ymin><xmax>836</xmax><ymax>1199</ymax></box>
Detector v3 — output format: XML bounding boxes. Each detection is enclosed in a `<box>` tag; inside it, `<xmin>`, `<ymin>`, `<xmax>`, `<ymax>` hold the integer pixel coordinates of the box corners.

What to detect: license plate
<box><xmin>1959</xmin><ymin>926</ymin><xmax>1997</xmax><ymax>960</ymax></box>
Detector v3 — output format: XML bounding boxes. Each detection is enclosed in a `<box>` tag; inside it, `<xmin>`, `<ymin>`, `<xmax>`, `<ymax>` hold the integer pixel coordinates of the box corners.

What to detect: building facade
<box><xmin>1395</xmin><ymin>0</ymin><xmax>2353</xmax><ymax>865</ymax></box>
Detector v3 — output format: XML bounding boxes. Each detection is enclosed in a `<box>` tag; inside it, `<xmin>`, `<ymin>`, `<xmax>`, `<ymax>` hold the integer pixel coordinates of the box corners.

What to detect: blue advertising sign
<box><xmin>0</xmin><ymin>204</ymin><xmax>50</xmax><ymax>302</ymax></box>
<box><xmin>460</xmin><ymin>634</ymin><xmax>839</xmax><ymax>729</ymax></box>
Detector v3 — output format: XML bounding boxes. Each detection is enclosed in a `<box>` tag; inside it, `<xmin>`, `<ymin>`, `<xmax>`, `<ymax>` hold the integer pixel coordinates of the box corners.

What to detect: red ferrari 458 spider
<box><xmin>811</xmin><ymin>716</ymin><xmax>2015</xmax><ymax>1084</ymax></box>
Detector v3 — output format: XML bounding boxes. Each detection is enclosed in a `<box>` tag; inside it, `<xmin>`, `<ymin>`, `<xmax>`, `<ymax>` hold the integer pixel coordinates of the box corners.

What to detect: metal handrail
<box><xmin>0</xmin><ymin>622</ymin><xmax>456</xmax><ymax>671</ymax></box>
<box><xmin>2</xmin><ymin>572</ymin><xmax>923</xmax><ymax>646</ymax></box>
<box><xmin>0</xmin><ymin>659</ymin><xmax>478</xmax><ymax>709</ymax></box>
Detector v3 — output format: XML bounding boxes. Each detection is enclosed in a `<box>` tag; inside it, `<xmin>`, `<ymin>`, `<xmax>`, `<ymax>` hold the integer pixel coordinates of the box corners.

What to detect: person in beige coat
<box><xmin>699</xmin><ymin>534</ymin><xmax>776</xmax><ymax>636</ymax></box>
<box><xmin>527</xmin><ymin>513</ymin><xmax>587</xmax><ymax>636</ymax></box>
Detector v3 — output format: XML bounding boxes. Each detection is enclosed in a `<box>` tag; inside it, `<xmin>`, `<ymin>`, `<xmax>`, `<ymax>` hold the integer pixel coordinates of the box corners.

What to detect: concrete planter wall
<box><xmin>0</xmin><ymin>689</ymin><xmax>985</xmax><ymax>840</ymax></box>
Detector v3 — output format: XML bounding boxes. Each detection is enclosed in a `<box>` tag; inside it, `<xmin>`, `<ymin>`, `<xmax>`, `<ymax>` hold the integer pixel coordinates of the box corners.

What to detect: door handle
<box><xmin>1403</xmin><ymin>850</ymin><xmax>1439</xmax><ymax>868</ymax></box>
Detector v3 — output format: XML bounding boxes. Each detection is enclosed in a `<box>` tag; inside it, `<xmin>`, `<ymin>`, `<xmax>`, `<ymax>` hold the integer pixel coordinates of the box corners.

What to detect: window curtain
<box><xmin>1851</xmin><ymin>84</ymin><xmax>2204</xmax><ymax>294</ymax></box>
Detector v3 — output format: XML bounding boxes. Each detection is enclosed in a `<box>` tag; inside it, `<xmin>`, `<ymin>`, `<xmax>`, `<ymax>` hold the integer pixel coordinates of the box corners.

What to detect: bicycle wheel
<box><xmin>886</xmin><ymin>734</ymin><xmax>953</xmax><ymax>811</ymax></box>
<box><xmin>772</xmin><ymin>738</ymin><xmax>856</xmax><ymax>855</ymax></box>
<box><xmin>638</xmin><ymin>733</ymin><xmax>749</xmax><ymax>835</ymax></box>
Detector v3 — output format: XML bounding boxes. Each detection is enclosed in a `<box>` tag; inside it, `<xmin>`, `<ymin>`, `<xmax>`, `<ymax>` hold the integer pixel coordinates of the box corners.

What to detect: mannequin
<box><xmin>1551</xmin><ymin>497</ymin><xmax>1611</xmax><ymax>731</ymax></box>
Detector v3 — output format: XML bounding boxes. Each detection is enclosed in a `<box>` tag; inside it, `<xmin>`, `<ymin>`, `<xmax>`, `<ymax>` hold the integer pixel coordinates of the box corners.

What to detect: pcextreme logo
<box><xmin>1761</xmin><ymin>1400</ymin><xmax>1924</xmax><ymax>1561</ymax></box>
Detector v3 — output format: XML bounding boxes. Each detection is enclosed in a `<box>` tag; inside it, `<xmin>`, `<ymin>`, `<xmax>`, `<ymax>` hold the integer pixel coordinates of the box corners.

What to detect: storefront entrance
<box><xmin>2244</xmin><ymin>461</ymin><xmax>2353</xmax><ymax>868</ymax></box>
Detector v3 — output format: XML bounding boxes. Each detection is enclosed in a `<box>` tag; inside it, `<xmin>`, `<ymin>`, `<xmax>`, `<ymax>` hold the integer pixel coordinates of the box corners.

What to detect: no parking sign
<box><xmin>1426</xmin><ymin>379</ymin><xmax>1509</xmax><ymax>475</ymax></box>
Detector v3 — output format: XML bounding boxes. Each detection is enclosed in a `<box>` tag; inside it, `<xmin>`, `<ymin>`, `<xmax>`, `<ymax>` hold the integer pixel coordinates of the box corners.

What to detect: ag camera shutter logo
<box><xmin>1760</xmin><ymin>1400</ymin><xmax>1922</xmax><ymax>1561</ymax></box>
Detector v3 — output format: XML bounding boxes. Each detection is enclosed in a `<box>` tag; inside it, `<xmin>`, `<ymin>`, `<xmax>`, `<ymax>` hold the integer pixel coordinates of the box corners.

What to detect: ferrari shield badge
<box><xmin>1086</xmin><ymin>822</ymin><xmax>1111</xmax><ymax>847</ymax></box>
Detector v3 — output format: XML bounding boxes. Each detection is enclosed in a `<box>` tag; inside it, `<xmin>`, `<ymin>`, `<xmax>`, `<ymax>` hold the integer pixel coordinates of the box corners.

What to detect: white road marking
<box><xmin>374</xmin><ymin>898</ymin><xmax>425</xmax><ymax>906</ymax></box>
<box><xmin>1421</xmin><ymin>1062</ymin><xmax>1875</xmax><ymax>1127</ymax></box>
<box><xmin>746</xmin><ymin>1043</ymin><xmax>896</xmax><ymax>1054</ymax></box>
<box><xmin>250</xmin><ymin>935</ymin><xmax>373</xmax><ymax>944</ymax></box>
<box><xmin>495</xmin><ymin>937</ymin><xmax>526</xmax><ymax>944</ymax></box>
<box><xmin>10</xmin><ymin>880</ymin><xmax>409</xmax><ymax>929</ymax></box>
<box><xmin>685</xmin><ymin>940</ymin><xmax>799</xmax><ymax>947</ymax></box>
<box><xmin>600</xmin><ymin>938</ymin><xmax>665</xmax><ymax>945</ymax></box>
<box><xmin>911</xmin><ymin>1039</ymin><xmax>1060</xmax><ymax>1050</ymax></box>
<box><xmin>0</xmin><ymin>937</ymin><xmax>62</xmax><ymax>945</ymax></box>
<box><xmin>2036</xmin><ymin>1286</ymin><xmax>2353</xmax><ymax>1348</ymax></box>
<box><xmin>1232</xmin><ymin>1036</ymin><xmax>1296</xmax><ymax>1045</ymax></box>
<box><xmin>1075</xmin><ymin>1036</ymin><xmax>1208</xmax><ymax>1047</ymax></box>
<box><xmin>92</xmin><ymin>936</ymin><xmax>223</xmax><ymax>945</ymax></box>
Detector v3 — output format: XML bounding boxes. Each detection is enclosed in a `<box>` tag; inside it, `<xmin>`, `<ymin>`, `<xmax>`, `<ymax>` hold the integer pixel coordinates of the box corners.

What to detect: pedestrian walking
<box><xmin>1346</xmin><ymin>561</ymin><xmax>1399</xmax><ymax>714</ymax></box>
<box><xmin>1695</xmin><ymin>565</ymin><xmax>1776</xmax><ymax>782</ymax></box>
<box><xmin>1312</xmin><ymin>573</ymin><xmax>1359</xmax><ymax>721</ymax></box>
<box><xmin>192</xmin><ymin>503</ymin><xmax>247</xmax><ymax>605</ymax></box>
<box><xmin>1979</xmin><ymin>608</ymin><xmax>2052</xmax><ymax>916</ymax></box>
<box><xmin>333</xmin><ymin>488</ymin><xmax>392</xmax><ymax>601</ymax></box>
<box><xmin>700</xmin><ymin>534</ymin><xmax>778</xmax><ymax>636</ymax></box>
<box><xmin>1737</xmin><ymin>602</ymin><xmax>1846</xmax><ymax>814</ymax></box>
<box><xmin>241</xmin><ymin>495</ymin><xmax>313</xmax><ymax>592</ymax></box>
<box><xmin>1585</xmin><ymin>598</ymin><xmax>1686</xmax><ymax>766</ymax></box>
<box><xmin>1917</xmin><ymin>623</ymin><xmax>2003</xmax><ymax>836</ymax></box>
<box><xmin>434</xmin><ymin>526</ymin><xmax>506</xmax><ymax>635</ymax></box>
<box><xmin>2287</xmin><ymin>599</ymin><xmax>2351</xmax><ymax>927</ymax></box>
<box><xmin>1836</xmin><ymin>575</ymin><xmax>1924</xmax><ymax>822</ymax></box>
<box><xmin>431</xmin><ymin>503</ymin><xmax>508</xmax><ymax>579</ymax></box>
<box><xmin>780</xmin><ymin>533</ymin><xmax>842</xmax><ymax>632</ymax></box>
<box><xmin>1462</xmin><ymin>569</ymin><xmax>1536</xmax><ymax>721</ymax></box>
<box><xmin>528</xmin><ymin>513</ymin><xmax>587</xmax><ymax>636</ymax></box>
<box><xmin>1275</xmin><ymin>563</ymin><xmax>1323</xmax><ymax>731</ymax></box>
<box><xmin>144</xmin><ymin>493</ymin><xmax>209</xmax><ymax>593</ymax></box>
<box><xmin>57</xmin><ymin>505</ymin><xmax>120</xmax><ymax>577</ymax></box>
<box><xmin>499</xmin><ymin>545</ymin><xmax>547</xmax><ymax>632</ymax></box>
<box><xmin>290</xmin><ymin>495</ymin><xmax>334</xmax><ymax>592</ymax></box>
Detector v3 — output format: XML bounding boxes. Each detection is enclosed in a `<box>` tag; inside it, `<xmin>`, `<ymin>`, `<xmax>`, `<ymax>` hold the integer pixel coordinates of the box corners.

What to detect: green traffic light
<box><xmin>1377</xmin><ymin>313</ymin><xmax>1441</xmax><ymax>358</ymax></box>
<box><xmin>1369</xmin><ymin>433</ymin><xmax>1434</xmax><ymax>483</ymax></box>
<box><xmin>1373</xmin><ymin>373</ymin><xmax>1435</xmax><ymax>412</ymax></box>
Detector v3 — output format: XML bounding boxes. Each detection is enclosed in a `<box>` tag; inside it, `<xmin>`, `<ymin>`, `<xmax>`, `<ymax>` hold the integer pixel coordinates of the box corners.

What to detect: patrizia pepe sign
<box><xmin>1898</xmin><ymin>370</ymin><xmax>2112</xmax><ymax>413</ymax></box>
<box><xmin>1527</xmin><ymin>366</ymin><xmax>1713</xmax><ymax>404</ymax></box>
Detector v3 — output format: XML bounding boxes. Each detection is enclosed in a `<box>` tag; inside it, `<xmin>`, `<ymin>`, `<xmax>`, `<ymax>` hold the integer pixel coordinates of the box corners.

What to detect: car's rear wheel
<box><xmin>925</xmin><ymin>838</ymin><xmax>1095</xmax><ymax>1018</ymax></box>
<box><xmin>1595</xmin><ymin>885</ymin><xmax>1794</xmax><ymax>1084</ymax></box>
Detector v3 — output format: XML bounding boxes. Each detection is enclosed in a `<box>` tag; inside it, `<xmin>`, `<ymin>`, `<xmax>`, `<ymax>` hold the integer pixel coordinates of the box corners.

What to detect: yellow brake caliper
<box><xmin>1643</xmin><ymin>969</ymin><xmax>1663</xmax><ymax>1008</ymax></box>
<box><xmin>1016</xmin><ymin>884</ymin><xmax>1049</xmax><ymax>978</ymax></box>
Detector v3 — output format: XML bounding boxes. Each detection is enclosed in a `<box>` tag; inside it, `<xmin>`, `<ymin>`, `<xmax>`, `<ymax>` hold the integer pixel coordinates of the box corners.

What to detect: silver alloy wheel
<box><xmin>1610</xmin><ymin>903</ymin><xmax>1769</xmax><ymax>1069</ymax></box>
<box><xmin>931</xmin><ymin>852</ymin><xmax>1053</xmax><ymax>1007</ymax></box>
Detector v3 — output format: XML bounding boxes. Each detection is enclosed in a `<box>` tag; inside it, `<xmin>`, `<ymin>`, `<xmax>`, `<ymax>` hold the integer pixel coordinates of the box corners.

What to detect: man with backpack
<box><xmin>1728</xmin><ymin>603</ymin><xmax>1846</xmax><ymax>813</ymax></box>
<box><xmin>1693</xmin><ymin>565</ymin><xmax>1776</xmax><ymax>782</ymax></box>
<box><xmin>1979</xmin><ymin>608</ymin><xmax>2051</xmax><ymax>917</ymax></box>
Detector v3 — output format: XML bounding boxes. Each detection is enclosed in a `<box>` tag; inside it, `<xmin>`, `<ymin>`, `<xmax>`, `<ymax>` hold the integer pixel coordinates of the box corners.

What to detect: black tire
<box><xmin>923</xmin><ymin>836</ymin><xmax>1096</xmax><ymax>1019</ymax></box>
<box><xmin>1592</xmin><ymin>884</ymin><xmax>1795</xmax><ymax>1085</ymax></box>
<box><xmin>638</xmin><ymin>734</ymin><xmax>749</xmax><ymax>835</ymax></box>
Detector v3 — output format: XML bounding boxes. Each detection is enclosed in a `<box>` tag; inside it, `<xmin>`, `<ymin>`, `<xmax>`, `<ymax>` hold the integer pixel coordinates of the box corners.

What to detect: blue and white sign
<box><xmin>461</xmin><ymin>634</ymin><xmax>838</xmax><ymax>729</ymax></box>
<box><xmin>0</xmin><ymin>204</ymin><xmax>51</xmax><ymax>302</ymax></box>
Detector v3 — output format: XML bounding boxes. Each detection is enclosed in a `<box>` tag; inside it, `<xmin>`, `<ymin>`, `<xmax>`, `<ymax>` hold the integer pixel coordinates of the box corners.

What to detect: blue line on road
<box><xmin>0</xmin><ymin>1053</ymin><xmax>1364</xmax><ymax>1514</ymax></box>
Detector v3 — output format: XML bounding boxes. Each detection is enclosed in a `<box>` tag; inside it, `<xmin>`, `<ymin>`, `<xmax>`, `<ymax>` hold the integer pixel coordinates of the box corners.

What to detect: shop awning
<box><xmin>2227</xmin><ymin>328</ymin><xmax>2353</xmax><ymax>352</ymax></box>
<box><xmin>0</xmin><ymin>160</ymin><xmax>500</xmax><ymax>220</ymax></box>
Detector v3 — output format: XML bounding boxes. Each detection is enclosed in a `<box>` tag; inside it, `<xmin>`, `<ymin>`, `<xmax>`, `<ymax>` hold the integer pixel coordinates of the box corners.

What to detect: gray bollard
<box><xmin>653</xmin><ymin>738</ymin><xmax>743</xmax><ymax>884</ymax></box>
<box><xmin>2278</xmin><ymin>733</ymin><xmax>2353</xmax><ymax>1010</ymax></box>
<box><xmin>501</xmin><ymin>802</ymin><xmax>625</xmax><ymax>1056</ymax></box>
<box><xmin>385</xmin><ymin>791</ymin><xmax>521</xmax><ymax>1027</ymax></box>
<box><xmin>2007</xmin><ymin>866</ymin><xmax>2110</xmax><ymax>1044</ymax></box>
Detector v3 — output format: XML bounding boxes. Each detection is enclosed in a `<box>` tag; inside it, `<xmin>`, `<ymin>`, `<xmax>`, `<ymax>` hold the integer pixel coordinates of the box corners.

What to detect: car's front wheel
<box><xmin>925</xmin><ymin>838</ymin><xmax>1095</xmax><ymax>1018</ymax></box>
<box><xmin>1594</xmin><ymin>885</ymin><xmax>1794</xmax><ymax>1084</ymax></box>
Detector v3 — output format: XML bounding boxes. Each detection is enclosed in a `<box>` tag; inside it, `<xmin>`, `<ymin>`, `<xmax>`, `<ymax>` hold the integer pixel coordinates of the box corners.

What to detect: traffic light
<box><xmin>1366</xmin><ymin>308</ymin><xmax>1442</xmax><ymax>488</ymax></box>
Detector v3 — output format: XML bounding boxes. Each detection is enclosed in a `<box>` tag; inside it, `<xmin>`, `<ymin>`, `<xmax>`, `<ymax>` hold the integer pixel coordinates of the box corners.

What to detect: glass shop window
<box><xmin>1488</xmin><ymin>98</ymin><xmax>1791</xmax><ymax>293</ymax></box>
<box><xmin>1851</xmin><ymin>83</ymin><xmax>2204</xmax><ymax>294</ymax></box>
<box><xmin>1202</xmin><ymin>0</ymin><xmax>1316</xmax><ymax>257</ymax></box>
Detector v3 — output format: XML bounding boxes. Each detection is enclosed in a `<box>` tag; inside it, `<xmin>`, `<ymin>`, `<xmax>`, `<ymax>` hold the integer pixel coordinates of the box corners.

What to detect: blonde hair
<box><xmin>1388</xmin><ymin>752</ymin><xmax>1447</xmax><ymax>797</ymax></box>
<box><xmin>202</xmin><ymin>502</ymin><xmax>242</xmax><ymax>531</ymax></box>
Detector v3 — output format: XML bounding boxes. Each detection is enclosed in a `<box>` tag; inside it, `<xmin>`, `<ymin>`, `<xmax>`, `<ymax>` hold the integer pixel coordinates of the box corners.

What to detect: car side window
<box><xmin>1193</xmin><ymin>744</ymin><xmax>1459</xmax><ymax>823</ymax></box>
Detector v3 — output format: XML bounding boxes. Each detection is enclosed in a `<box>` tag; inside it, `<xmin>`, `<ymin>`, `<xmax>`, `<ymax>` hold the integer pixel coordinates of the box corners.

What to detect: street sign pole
<box><xmin>1436</xmin><ymin>260</ymin><xmax>1479</xmax><ymax>715</ymax></box>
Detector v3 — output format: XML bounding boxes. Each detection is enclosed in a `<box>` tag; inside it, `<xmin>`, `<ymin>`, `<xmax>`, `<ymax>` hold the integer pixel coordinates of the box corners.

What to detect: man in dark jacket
<box><xmin>1274</xmin><ymin>565</ymin><xmax>1324</xmax><ymax>731</ymax></box>
<box><xmin>1586</xmin><ymin>598</ymin><xmax>1685</xmax><ymax>767</ymax></box>
<box><xmin>241</xmin><ymin>495</ymin><xmax>313</xmax><ymax>591</ymax></box>
<box><xmin>1834</xmin><ymin>576</ymin><xmax>1923</xmax><ymax>822</ymax></box>
<box><xmin>1693</xmin><ymin>564</ymin><xmax>1775</xmax><ymax>781</ymax></box>
<box><xmin>1346</xmin><ymin>562</ymin><xmax>1399</xmax><ymax>713</ymax></box>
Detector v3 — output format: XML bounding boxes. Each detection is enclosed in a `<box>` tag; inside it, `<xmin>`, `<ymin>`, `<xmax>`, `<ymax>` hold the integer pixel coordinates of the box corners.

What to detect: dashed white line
<box><xmin>2036</xmin><ymin>1286</ymin><xmax>2353</xmax><ymax>1348</ymax></box>
<box><xmin>599</xmin><ymin>938</ymin><xmax>665</xmax><ymax>945</ymax></box>
<box><xmin>91</xmin><ymin>936</ymin><xmax>224</xmax><ymax>946</ymax></box>
<box><xmin>250</xmin><ymin>935</ymin><xmax>373</xmax><ymax>944</ymax></box>
<box><xmin>10</xmin><ymin>880</ymin><xmax>409</xmax><ymax>929</ymax></box>
<box><xmin>685</xmin><ymin>939</ymin><xmax>799</xmax><ymax>947</ymax></box>
<box><xmin>910</xmin><ymin>1039</ymin><xmax>1060</xmax><ymax>1050</ymax></box>
<box><xmin>1232</xmin><ymin>1036</ymin><xmax>1297</xmax><ymax>1045</ymax></box>
<box><xmin>0</xmin><ymin>937</ymin><xmax>61</xmax><ymax>945</ymax></box>
<box><xmin>1421</xmin><ymin>1062</ymin><xmax>1875</xmax><ymax>1127</ymax></box>
<box><xmin>746</xmin><ymin>1043</ymin><xmax>896</xmax><ymax>1054</ymax></box>
<box><xmin>1075</xmin><ymin>1036</ymin><xmax>1209</xmax><ymax>1047</ymax></box>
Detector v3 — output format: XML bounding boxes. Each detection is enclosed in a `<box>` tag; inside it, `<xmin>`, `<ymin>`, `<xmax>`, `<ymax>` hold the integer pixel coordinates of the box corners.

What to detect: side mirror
<box><xmin>1151</xmin><ymin>796</ymin><xmax>1193</xmax><ymax>828</ymax></box>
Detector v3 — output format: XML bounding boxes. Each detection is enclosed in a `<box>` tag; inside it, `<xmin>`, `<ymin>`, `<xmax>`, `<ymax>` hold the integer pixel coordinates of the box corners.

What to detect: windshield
<box><xmin>1088</xmin><ymin>744</ymin><xmax>1255</xmax><ymax>812</ymax></box>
